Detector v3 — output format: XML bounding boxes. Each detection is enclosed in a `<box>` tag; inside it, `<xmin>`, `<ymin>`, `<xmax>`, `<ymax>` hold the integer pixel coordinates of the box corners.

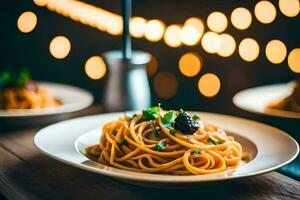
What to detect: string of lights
<box><xmin>16</xmin><ymin>0</ymin><xmax>300</xmax><ymax>99</ymax></box>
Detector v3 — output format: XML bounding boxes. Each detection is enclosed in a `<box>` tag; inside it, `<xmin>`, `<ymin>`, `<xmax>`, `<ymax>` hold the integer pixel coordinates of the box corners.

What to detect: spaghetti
<box><xmin>0</xmin><ymin>69</ymin><xmax>61</xmax><ymax>110</ymax></box>
<box><xmin>86</xmin><ymin>107</ymin><xmax>248</xmax><ymax>175</ymax></box>
<box><xmin>0</xmin><ymin>84</ymin><xmax>61</xmax><ymax>109</ymax></box>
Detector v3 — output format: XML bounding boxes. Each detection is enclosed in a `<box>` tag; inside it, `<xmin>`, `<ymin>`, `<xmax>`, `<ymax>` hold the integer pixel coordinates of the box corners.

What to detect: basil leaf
<box><xmin>162</xmin><ymin>111</ymin><xmax>176</xmax><ymax>124</ymax></box>
<box><xmin>162</xmin><ymin>111</ymin><xmax>176</xmax><ymax>128</ymax></box>
<box><xmin>142</xmin><ymin>106</ymin><xmax>160</xmax><ymax>120</ymax></box>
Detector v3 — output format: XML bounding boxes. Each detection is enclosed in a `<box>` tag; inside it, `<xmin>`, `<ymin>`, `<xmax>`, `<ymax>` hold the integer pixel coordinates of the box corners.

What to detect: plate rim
<box><xmin>233</xmin><ymin>83</ymin><xmax>300</xmax><ymax>119</ymax></box>
<box><xmin>34</xmin><ymin>112</ymin><xmax>299</xmax><ymax>183</ymax></box>
<box><xmin>0</xmin><ymin>81</ymin><xmax>94</xmax><ymax>117</ymax></box>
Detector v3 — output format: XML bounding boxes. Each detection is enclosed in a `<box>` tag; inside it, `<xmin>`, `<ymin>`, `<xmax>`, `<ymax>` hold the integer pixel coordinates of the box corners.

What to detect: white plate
<box><xmin>34</xmin><ymin>112</ymin><xmax>299</xmax><ymax>186</ymax></box>
<box><xmin>233</xmin><ymin>83</ymin><xmax>300</xmax><ymax>119</ymax></box>
<box><xmin>0</xmin><ymin>82</ymin><xmax>93</xmax><ymax>117</ymax></box>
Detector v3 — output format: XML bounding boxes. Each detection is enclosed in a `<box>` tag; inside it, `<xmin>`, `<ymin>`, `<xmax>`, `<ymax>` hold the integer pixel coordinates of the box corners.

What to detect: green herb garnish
<box><xmin>155</xmin><ymin>142</ymin><xmax>165</xmax><ymax>151</ymax></box>
<box><xmin>208</xmin><ymin>137</ymin><xmax>219</xmax><ymax>145</ymax></box>
<box><xmin>124</xmin><ymin>113</ymin><xmax>137</xmax><ymax>121</ymax></box>
<box><xmin>153</xmin><ymin>127</ymin><xmax>160</xmax><ymax>136</ymax></box>
<box><xmin>142</xmin><ymin>106</ymin><xmax>160</xmax><ymax>121</ymax></box>
<box><xmin>192</xmin><ymin>114</ymin><xmax>200</xmax><ymax>120</ymax></box>
<box><xmin>162</xmin><ymin>111</ymin><xmax>176</xmax><ymax>128</ymax></box>
<box><xmin>117</xmin><ymin>138</ymin><xmax>128</xmax><ymax>148</ymax></box>
<box><xmin>194</xmin><ymin>150</ymin><xmax>200</xmax><ymax>155</ymax></box>
<box><xmin>169</xmin><ymin>129</ymin><xmax>177</xmax><ymax>135</ymax></box>
<box><xmin>0</xmin><ymin>68</ymin><xmax>31</xmax><ymax>88</ymax></box>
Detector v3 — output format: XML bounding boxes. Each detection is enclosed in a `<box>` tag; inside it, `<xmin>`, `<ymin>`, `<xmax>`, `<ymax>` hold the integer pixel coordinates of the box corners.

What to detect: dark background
<box><xmin>2</xmin><ymin>0</ymin><xmax>300</xmax><ymax>114</ymax></box>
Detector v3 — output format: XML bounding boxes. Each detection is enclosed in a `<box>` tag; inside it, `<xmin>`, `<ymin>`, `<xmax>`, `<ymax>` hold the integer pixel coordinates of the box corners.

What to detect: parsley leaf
<box><xmin>153</xmin><ymin>127</ymin><xmax>160</xmax><ymax>136</ymax></box>
<box><xmin>142</xmin><ymin>106</ymin><xmax>160</xmax><ymax>121</ymax></box>
<box><xmin>0</xmin><ymin>68</ymin><xmax>31</xmax><ymax>88</ymax></box>
<box><xmin>162</xmin><ymin>111</ymin><xmax>176</xmax><ymax>128</ymax></box>
<box><xmin>192</xmin><ymin>114</ymin><xmax>200</xmax><ymax>120</ymax></box>
<box><xmin>170</xmin><ymin>129</ymin><xmax>177</xmax><ymax>135</ymax></box>
<box><xmin>208</xmin><ymin>137</ymin><xmax>219</xmax><ymax>145</ymax></box>
<box><xmin>124</xmin><ymin>113</ymin><xmax>137</xmax><ymax>121</ymax></box>
<box><xmin>194</xmin><ymin>150</ymin><xmax>200</xmax><ymax>155</ymax></box>
<box><xmin>155</xmin><ymin>142</ymin><xmax>165</xmax><ymax>151</ymax></box>
<box><xmin>17</xmin><ymin>68</ymin><xmax>31</xmax><ymax>87</ymax></box>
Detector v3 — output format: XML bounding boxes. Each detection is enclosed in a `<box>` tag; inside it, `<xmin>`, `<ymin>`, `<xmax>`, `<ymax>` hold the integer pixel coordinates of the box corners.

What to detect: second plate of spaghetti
<box><xmin>35</xmin><ymin>108</ymin><xmax>299</xmax><ymax>186</ymax></box>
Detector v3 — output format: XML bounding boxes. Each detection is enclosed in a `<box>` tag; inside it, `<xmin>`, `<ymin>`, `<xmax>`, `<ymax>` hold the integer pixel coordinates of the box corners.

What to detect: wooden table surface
<box><xmin>0</xmin><ymin>106</ymin><xmax>300</xmax><ymax>200</ymax></box>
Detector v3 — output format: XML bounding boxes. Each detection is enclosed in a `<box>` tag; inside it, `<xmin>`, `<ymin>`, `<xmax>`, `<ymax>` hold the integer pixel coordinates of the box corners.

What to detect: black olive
<box><xmin>174</xmin><ymin>111</ymin><xmax>198</xmax><ymax>134</ymax></box>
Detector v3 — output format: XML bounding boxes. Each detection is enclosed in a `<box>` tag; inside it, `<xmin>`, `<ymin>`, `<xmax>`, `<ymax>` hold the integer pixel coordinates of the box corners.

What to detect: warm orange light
<box><xmin>85</xmin><ymin>56</ymin><xmax>107</xmax><ymax>80</ymax></box>
<box><xmin>239</xmin><ymin>38</ymin><xmax>260</xmax><ymax>62</ymax></box>
<box><xmin>147</xmin><ymin>56</ymin><xmax>158</xmax><ymax>76</ymax></box>
<box><xmin>106</xmin><ymin>18</ymin><xmax>123</xmax><ymax>35</ymax></box>
<box><xmin>153</xmin><ymin>71</ymin><xmax>178</xmax><ymax>99</ymax></box>
<box><xmin>207</xmin><ymin>12</ymin><xmax>228</xmax><ymax>33</ymax></box>
<box><xmin>265</xmin><ymin>40</ymin><xmax>287</xmax><ymax>64</ymax></box>
<box><xmin>279</xmin><ymin>0</ymin><xmax>299</xmax><ymax>17</ymax></box>
<box><xmin>201</xmin><ymin>32</ymin><xmax>221</xmax><ymax>54</ymax></box>
<box><xmin>288</xmin><ymin>48</ymin><xmax>300</xmax><ymax>73</ymax></box>
<box><xmin>33</xmin><ymin>0</ymin><xmax>47</xmax><ymax>6</ymax></box>
<box><xmin>198</xmin><ymin>73</ymin><xmax>221</xmax><ymax>97</ymax></box>
<box><xmin>130</xmin><ymin>17</ymin><xmax>147</xmax><ymax>38</ymax></box>
<box><xmin>180</xmin><ymin>25</ymin><xmax>201</xmax><ymax>46</ymax></box>
<box><xmin>217</xmin><ymin>33</ymin><xmax>236</xmax><ymax>57</ymax></box>
<box><xmin>17</xmin><ymin>11</ymin><xmax>37</xmax><ymax>33</ymax></box>
<box><xmin>178</xmin><ymin>53</ymin><xmax>202</xmax><ymax>77</ymax></box>
<box><xmin>255</xmin><ymin>1</ymin><xmax>277</xmax><ymax>24</ymax></box>
<box><xmin>164</xmin><ymin>25</ymin><xmax>182</xmax><ymax>48</ymax></box>
<box><xmin>145</xmin><ymin>19</ymin><xmax>165</xmax><ymax>42</ymax></box>
<box><xmin>184</xmin><ymin>17</ymin><xmax>204</xmax><ymax>37</ymax></box>
<box><xmin>49</xmin><ymin>36</ymin><xmax>71</xmax><ymax>59</ymax></box>
<box><xmin>231</xmin><ymin>7</ymin><xmax>252</xmax><ymax>30</ymax></box>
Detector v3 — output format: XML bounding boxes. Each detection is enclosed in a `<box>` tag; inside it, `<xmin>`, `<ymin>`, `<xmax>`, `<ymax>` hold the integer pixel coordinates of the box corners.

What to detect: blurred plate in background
<box><xmin>0</xmin><ymin>82</ymin><xmax>93</xmax><ymax>118</ymax></box>
<box><xmin>233</xmin><ymin>83</ymin><xmax>300</xmax><ymax>119</ymax></box>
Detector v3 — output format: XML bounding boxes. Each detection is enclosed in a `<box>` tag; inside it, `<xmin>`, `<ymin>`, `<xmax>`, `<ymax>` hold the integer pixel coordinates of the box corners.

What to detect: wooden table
<box><xmin>0</xmin><ymin>106</ymin><xmax>300</xmax><ymax>200</ymax></box>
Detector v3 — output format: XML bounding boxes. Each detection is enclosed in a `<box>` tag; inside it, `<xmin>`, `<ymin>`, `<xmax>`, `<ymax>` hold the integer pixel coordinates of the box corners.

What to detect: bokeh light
<box><xmin>239</xmin><ymin>38</ymin><xmax>260</xmax><ymax>62</ymax></box>
<box><xmin>130</xmin><ymin>17</ymin><xmax>147</xmax><ymax>38</ymax></box>
<box><xmin>184</xmin><ymin>17</ymin><xmax>204</xmax><ymax>37</ymax></box>
<box><xmin>106</xmin><ymin>18</ymin><xmax>123</xmax><ymax>35</ymax></box>
<box><xmin>49</xmin><ymin>36</ymin><xmax>71</xmax><ymax>59</ymax></box>
<box><xmin>164</xmin><ymin>25</ymin><xmax>182</xmax><ymax>48</ymax></box>
<box><xmin>217</xmin><ymin>33</ymin><xmax>236</xmax><ymax>57</ymax></box>
<box><xmin>85</xmin><ymin>56</ymin><xmax>107</xmax><ymax>80</ymax></box>
<box><xmin>178</xmin><ymin>53</ymin><xmax>202</xmax><ymax>77</ymax></box>
<box><xmin>254</xmin><ymin>1</ymin><xmax>277</xmax><ymax>24</ymax></box>
<box><xmin>180</xmin><ymin>25</ymin><xmax>201</xmax><ymax>46</ymax></box>
<box><xmin>207</xmin><ymin>12</ymin><xmax>228</xmax><ymax>33</ymax></box>
<box><xmin>198</xmin><ymin>73</ymin><xmax>221</xmax><ymax>97</ymax></box>
<box><xmin>288</xmin><ymin>48</ymin><xmax>300</xmax><ymax>73</ymax></box>
<box><xmin>201</xmin><ymin>32</ymin><xmax>221</xmax><ymax>54</ymax></box>
<box><xmin>147</xmin><ymin>56</ymin><xmax>158</xmax><ymax>76</ymax></box>
<box><xmin>154</xmin><ymin>71</ymin><xmax>178</xmax><ymax>99</ymax></box>
<box><xmin>33</xmin><ymin>0</ymin><xmax>47</xmax><ymax>6</ymax></box>
<box><xmin>145</xmin><ymin>19</ymin><xmax>165</xmax><ymax>42</ymax></box>
<box><xmin>17</xmin><ymin>11</ymin><xmax>38</xmax><ymax>33</ymax></box>
<box><xmin>231</xmin><ymin>7</ymin><xmax>252</xmax><ymax>30</ymax></box>
<box><xmin>265</xmin><ymin>40</ymin><xmax>287</xmax><ymax>64</ymax></box>
<box><xmin>279</xmin><ymin>0</ymin><xmax>300</xmax><ymax>17</ymax></box>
